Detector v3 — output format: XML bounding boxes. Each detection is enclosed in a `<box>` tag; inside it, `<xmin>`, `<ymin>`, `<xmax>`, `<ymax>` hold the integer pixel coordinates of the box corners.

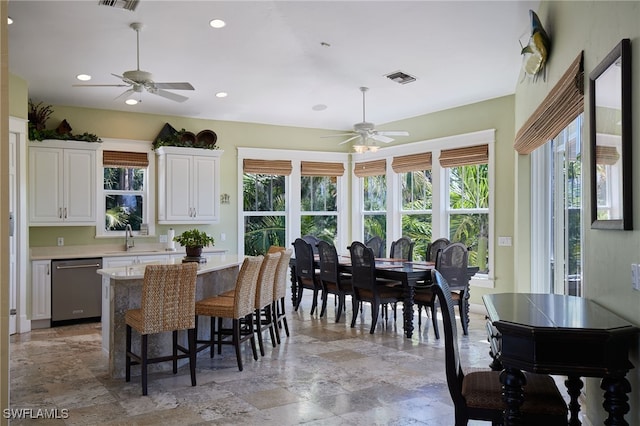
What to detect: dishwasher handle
<box><xmin>55</xmin><ymin>263</ymin><xmax>101</xmax><ymax>270</ymax></box>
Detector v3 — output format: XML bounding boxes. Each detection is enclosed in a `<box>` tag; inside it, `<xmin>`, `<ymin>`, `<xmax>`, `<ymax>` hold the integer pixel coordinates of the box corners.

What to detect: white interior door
<box><xmin>9</xmin><ymin>132</ymin><xmax>17</xmax><ymax>334</ymax></box>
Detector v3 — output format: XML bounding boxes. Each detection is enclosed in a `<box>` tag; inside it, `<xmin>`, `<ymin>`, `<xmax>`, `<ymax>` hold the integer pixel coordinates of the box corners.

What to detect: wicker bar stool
<box><xmin>125</xmin><ymin>262</ymin><xmax>198</xmax><ymax>396</ymax></box>
<box><xmin>268</xmin><ymin>246</ymin><xmax>293</xmax><ymax>344</ymax></box>
<box><xmin>252</xmin><ymin>251</ymin><xmax>281</xmax><ymax>356</ymax></box>
<box><xmin>195</xmin><ymin>256</ymin><xmax>263</xmax><ymax>371</ymax></box>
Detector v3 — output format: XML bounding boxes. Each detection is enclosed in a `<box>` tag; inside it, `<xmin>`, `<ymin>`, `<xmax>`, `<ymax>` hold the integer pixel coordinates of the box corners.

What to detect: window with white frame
<box><xmin>300</xmin><ymin>161</ymin><xmax>344</xmax><ymax>245</ymax></box>
<box><xmin>355</xmin><ymin>159</ymin><xmax>387</xmax><ymax>247</ymax></box>
<box><xmin>394</xmin><ymin>152</ymin><xmax>433</xmax><ymax>261</ymax></box>
<box><xmin>101</xmin><ymin>150</ymin><xmax>150</xmax><ymax>234</ymax></box>
<box><xmin>242</xmin><ymin>159</ymin><xmax>289</xmax><ymax>255</ymax></box>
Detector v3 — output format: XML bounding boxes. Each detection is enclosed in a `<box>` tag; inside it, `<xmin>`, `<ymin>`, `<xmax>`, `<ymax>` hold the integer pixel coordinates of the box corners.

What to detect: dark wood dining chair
<box><xmin>364</xmin><ymin>236</ymin><xmax>385</xmax><ymax>258</ymax></box>
<box><xmin>301</xmin><ymin>234</ymin><xmax>321</xmax><ymax>255</ymax></box>
<box><xmin>426</xmin><ymin>237</ymin><xmax>450</xmax><ymax>262</ymax></box>
<box><xmin>390</xmin><ymin>236</ymin><xmax>414</xmax><ymax>261</ymax></box>
<box><xmin>292</xmin><ymin>238</ymin><xmax>324</xmax><ymax>315</ymax></box>
<box><xmin>317</xmin><ymin>240</ymin><xmax>355</xmax><ymax>322</ymax></box>
<box><xmin>431</xmin><ymin>269</ymin><xmax>568</xmax><ymax>425</ymax></box>
<box><xmin>437</xmin><ymin>242</ymin><xmax>472</xmax><ymax>335</ymax></box>
<box><xmin>348</xmin><ymin>241</ymin><xmax>403</xmax><ymax>334</ymax></box>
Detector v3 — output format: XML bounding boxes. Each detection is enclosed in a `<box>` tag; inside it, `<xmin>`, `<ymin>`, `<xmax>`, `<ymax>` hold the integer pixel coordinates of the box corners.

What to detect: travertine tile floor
<box><xmin>8</xmin><ymin>292</ymin><xmax>558</xmax><ymax>425</ymax></box>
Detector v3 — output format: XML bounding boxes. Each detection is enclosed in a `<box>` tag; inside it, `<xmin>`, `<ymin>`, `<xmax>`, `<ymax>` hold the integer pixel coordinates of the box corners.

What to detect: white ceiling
<box><xmin>8</xmin><ymin>0</ymin><xmax>540</xmax><ymax>132</ymax></box>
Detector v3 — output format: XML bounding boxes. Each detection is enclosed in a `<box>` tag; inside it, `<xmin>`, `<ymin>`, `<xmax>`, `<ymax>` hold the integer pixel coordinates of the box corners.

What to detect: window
<box><xmin>99</xmin><ymin>147</ymin><xmax>153</xmax><ymax>236</ymax></box>
<box><xmin>354</xmin><ymin>158</ymin><xmax>387</xmax><ymax>245</ymax></box>
<box><xmin>301</xmin><ymin>176</ymin><xmax>338</xmax><ymax>243</ymax></box>
<box><xmin>446</xmin><ymin>164</ymin><xmax>489</xmax><ymax>273</ymax></box>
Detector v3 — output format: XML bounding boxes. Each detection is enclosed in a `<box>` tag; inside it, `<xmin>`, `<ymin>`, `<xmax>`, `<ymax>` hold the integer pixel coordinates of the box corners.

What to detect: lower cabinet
<box><xmin>31</xmin><ymin>260</ymin><xmax>52</xmax><ymax>321</ymax></box>
<box><xmin>102</xmin><ymin>254</ymin><xmax>171</xmax><ymax>269</ymax></box>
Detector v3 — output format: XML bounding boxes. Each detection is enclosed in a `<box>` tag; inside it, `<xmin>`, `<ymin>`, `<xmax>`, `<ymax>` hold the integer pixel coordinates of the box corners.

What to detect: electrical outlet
<box><xmin>159</xmin><ymin>234</ymin><xmax>168</xmax><ymax>243</ymax></box>
<box><xmin>57</xmin><ymin>237</ymin><xmax>64</xmax><ymax>247</ymax></box>
<box><xmin>220</xmin><ymin>233</ymin><xmax>226</xmax><ymax>242</ymax></box>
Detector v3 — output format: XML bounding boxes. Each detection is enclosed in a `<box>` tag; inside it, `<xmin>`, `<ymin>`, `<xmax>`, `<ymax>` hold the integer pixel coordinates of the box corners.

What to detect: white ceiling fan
<box><xmin>73</xmin><ymin>22</ymin><xmax>194</xmax><ymax>103</ymax></box>
<box><xmin>325</xmin><ymin>87</ymin><xmax>409</xmax><ymax>148</ymax></box>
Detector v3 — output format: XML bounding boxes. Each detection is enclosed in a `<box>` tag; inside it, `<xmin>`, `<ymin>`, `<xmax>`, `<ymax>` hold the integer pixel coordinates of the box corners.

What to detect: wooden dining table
<box><xmin>289</xmin><ymin>256</ymin><xmax>435</xmax><ymax>338</ymax></box>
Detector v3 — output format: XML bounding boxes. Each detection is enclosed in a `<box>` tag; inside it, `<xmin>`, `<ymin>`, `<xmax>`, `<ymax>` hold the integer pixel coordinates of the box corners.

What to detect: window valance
<box><xmin>103</xmin><ymin>150</ymin><xmax>149</xmax><ymax>168</ymax></box>
<box><xmin>391</xmin><ymin>152</ymin><xmax>432</xmax><ymax>173</ymax></box>
<box><xmin>354</xmin><ymin>159</ymin><xmax>386</xmax><ymax>177</ymax></box>
<box><xmin>514</xmin><ymin>52</ymin><xmax>584</xmax><ymax>154</ymax></box>
<box><xmin>439</xmin><ymin>144</ymin><xmax>488</xmax><ymax>168</ymax></box>
<box><xmin>301</xmin><ymin>161</ymin><xmax>345</xmax><ymax>177</ymax></box>
<box><xmin>243</xmin><ymin>159</ymin><xmax>293</xmax><ymax>176</ymax></box>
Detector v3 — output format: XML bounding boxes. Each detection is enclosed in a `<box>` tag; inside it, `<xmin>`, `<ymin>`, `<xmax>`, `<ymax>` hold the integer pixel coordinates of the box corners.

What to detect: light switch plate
<box><xmin>498</xmin><ymin>236</ymin><xmax>512</xmax><ymax>246</ymax></box>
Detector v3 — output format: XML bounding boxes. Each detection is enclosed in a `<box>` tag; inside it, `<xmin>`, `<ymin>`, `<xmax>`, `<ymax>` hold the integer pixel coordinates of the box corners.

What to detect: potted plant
<box><xmin>174</xmin><ymin>228</ymin><xmax>215</xmax><ymax>258</ymax></box>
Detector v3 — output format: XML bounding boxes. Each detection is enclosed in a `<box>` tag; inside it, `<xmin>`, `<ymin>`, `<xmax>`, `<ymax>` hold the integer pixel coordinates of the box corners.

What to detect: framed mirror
<box><xmin>590</xmin><ymin>38</ymin><xmax>632</xmax><ymax>230</ymax></box>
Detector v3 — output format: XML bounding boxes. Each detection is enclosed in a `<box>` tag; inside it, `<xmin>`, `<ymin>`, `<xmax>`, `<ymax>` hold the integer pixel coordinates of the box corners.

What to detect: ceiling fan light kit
<box><xmin>73</xmin><ymin>22</ymin><xmax>194</xmax><ymax>103</ymax></box>
<box><xmin>322</xmin><ymin>86</ymin><xmax>409</xmax><ymax>153</ymax></box>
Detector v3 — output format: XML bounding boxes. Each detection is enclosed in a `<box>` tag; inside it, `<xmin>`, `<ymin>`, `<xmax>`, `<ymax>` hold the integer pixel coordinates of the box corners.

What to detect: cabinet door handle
<box><xmin>63</xmin><ymin>207</ymin><xmax>67</xmax><ymax>219</ymax></box>
<box><xmin>59</xmin><ymin>208</ymin><xmax>63</xmax><ymax>219</ymax></box>
<box><xmin>46</xmin><ymin>264</ymin><xmax>50</xmax><ymax>275</ymax></box>
<box><xmin>192</xmin><ymin>208</ymin><xmax>196</xmax><ymax>218</ymax></box>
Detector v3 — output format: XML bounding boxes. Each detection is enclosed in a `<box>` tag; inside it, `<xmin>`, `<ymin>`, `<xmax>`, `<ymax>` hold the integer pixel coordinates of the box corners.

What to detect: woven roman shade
<box><xmin>595</xmin><ymin>145</ymin><xmax>620</xmax><ymax>165</ymax></box>
<box><xmin>514</xmin><ymin>52</ymin><xmax>584</xmax><ymax>154</ymax></box>
<box><xmin>353</xmin><ymin>159</ymin><xmax>386</xmax><ymax>177</ymax></box>
<box><xmin>243</xmin><ymin>159</ymin><xmax>292</xmax><ymax>176</ymax></box>
<box><xmin>103</xmin><ymin>150</ymin><xmax>149</xmax><ymax>168</ymax></box>
<box><xmin>301</xmin><ymin>161</ymin><xmax>345</xmax><ymax>176</ymax></box>
<box><xmin>391</xmin><ymin>152</ymin><xmax>432</xmax><ymax>173</ymax></box>
<box><xmin>439</xmin><ymin>144</ymin><xmax>488</xmax><ymax>168</ymax></box>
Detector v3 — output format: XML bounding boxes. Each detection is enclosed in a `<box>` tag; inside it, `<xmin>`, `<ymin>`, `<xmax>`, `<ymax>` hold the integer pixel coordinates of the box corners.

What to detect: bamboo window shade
<box><xmin>301</xmin><ymin>161</ymin><xmax>345</xmax><ymax>176</ymax></box>
<box><xmin>353</xmin><ymin>159</ymin><xmax>386</xmax><ymax>177</ymax></box>
<box><xmin>595</xmin><ymin>145</ymin><xmax>620</xmax><ymax>165</ymax></box>
<box><xmin>439</xmin><ymin>144</ymin><xmax>488</xmax><ymax>168</ymax></box>
<box><xmin>514</xmin><ymin>52</ymin><xmax>584</xmax><ymax>154</ymax></box>
<box><xmin>103</xmin><ymin>151</ymin><xmax>149</xmax><ymax>168</ymax></box>
<box><xmin>391</xmin><ymin>152</ymin><xmax>432</xmax><ymax>173</ymax></box>
<box><xmin>243</xmin><ymin>159</ymin><xmax>293</xmax><ymax>176</ymax></box>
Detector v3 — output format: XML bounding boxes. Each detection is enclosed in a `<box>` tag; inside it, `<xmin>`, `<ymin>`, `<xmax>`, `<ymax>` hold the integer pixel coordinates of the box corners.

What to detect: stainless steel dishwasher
<box><xmin>51</xmin><ymin>258</ymin><xmax>103</xmax><ymax>326</ymax></box>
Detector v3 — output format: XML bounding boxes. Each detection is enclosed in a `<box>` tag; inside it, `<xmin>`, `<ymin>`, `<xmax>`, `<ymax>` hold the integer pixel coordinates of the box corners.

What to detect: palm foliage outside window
<box><xmin>243</xmin><ymin>173</ymin><xmax>286</xmax><ymax>255</ymax></box>
<box><xmin>400</xmin><ymin>169</ymin><xmax>433</xmax><ymax>260</ymax></box>
<box><xmin>363</xmin><ymin>174</ymin><xmax>387</xmax><ymax>244</ymax></box>
<box><xmin>104</xmin><ymin>167</ymin><xmax>145</xmax><ymax>231</ymax></box>
<box><xmin>447</xmin><ymin>164</ymin><xmax>489</xmax><ymax>273</ymax></box>
<box><xmin>301</xmin><ymin>176</ymin><xmax>338</xmax><ymax>244</ymax></box>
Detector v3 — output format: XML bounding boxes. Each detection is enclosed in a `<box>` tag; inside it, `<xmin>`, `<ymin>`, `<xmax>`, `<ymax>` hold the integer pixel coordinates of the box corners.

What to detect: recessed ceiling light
<box><xmin>215</xmin><ymin>92</ymin><xmax>228</xmax><ymax>98</ymax></box>
<box><xmin>125</xmin><ymin>99</ymin><xmax>138</xmax><ymax>105</ymax></box>
<box><xmin>209</xmin><ymin>19</ymin><xmax>226</xmax><ymax>29</ymax></box>
<box><xmin>7</xmin><ymin>17</ymin><xmax>13</xmax><ymax>25</ymax></box>
<box><xmin>312</xmin><ymin>104</ymin><xmax>327</xmax><ymax>111</ymax></box>
<box><xmin>76</xmin><ymin>74</ymin><xmax>92</xmax><ymax>81</ymax></box>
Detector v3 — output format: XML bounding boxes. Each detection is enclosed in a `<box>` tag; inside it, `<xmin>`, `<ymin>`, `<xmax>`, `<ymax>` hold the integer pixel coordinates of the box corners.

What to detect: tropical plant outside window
<box><xmin>300</xmin><ymin>176</ymin><xmax>338</xmax><ymax>244</ymax></box>
<box><xmin>447</xmin><ymin>164</ymin><xmax>489</xmax><ymax>273</ymax></box>
<box><xmin>363</xmin><ymin>174</ymin><xmax>387</xmax><ymax>245</ymax></box>
<box><xmin>400</xmin><ymin>170</ymin><xmax>433</xmax><ymax>261</ymax></box>
<box><xmin>243</xmin><ymin>173</ymin><xmax>286</xmax><ymax>255</ymax></box>
<box><xmin>104</xmin><ymin>167</ymin><xmax>145</xmax><ymax>231</ymax></box>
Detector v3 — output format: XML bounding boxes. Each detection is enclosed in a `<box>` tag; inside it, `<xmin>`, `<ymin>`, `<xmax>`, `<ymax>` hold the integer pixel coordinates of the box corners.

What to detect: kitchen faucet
<box><xmin>125</xmin><ymin>224</ymin><xmax>135</xmax><ymax>251</ymax></box>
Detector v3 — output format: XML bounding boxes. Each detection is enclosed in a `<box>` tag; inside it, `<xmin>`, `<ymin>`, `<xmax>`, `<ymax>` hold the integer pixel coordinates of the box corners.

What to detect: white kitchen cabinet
<box><xmin>156</xmin><ymin>146</ymin><xmax>223</xmax><ymax>224</ymax></box>
<box><xmin>29</xmin><ymin>140</ymin><xmax>98</xmax><ymax>225</ymax></box>
<box><xmin>31</xmin><ymin>260</ymin><xmax>51</xmax><ymax>321</ymax></box>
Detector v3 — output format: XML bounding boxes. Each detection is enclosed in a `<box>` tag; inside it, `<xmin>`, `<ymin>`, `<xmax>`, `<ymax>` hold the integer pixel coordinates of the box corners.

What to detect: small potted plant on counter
<box><xmin>174</xmin><ymin>228</ymin><xmax>215</xmax><ymax>262</ymax></box>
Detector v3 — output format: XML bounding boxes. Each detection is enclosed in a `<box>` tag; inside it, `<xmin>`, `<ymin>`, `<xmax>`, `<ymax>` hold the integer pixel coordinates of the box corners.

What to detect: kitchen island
<box><xmin>97</xmin><ymin>254</ymin><xmax>243</xmax><ymax>378</ymax></box>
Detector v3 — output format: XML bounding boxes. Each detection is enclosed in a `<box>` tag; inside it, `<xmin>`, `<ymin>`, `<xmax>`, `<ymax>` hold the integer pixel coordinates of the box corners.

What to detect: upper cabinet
<box><xmin>156</xmin><ymin>146</ymin><xmax>223</xmax><ymax>224</ymax></box>
<box><xmin>29</xmin><ymin>140</ymin><xmax>99</xmax><ymax>226</ymax></box>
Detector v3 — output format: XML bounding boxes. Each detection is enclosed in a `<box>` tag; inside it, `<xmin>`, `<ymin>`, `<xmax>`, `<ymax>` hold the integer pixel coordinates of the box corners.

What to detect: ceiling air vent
<box><xmin>98</xmin><ymin>0</ymin><xmax>139</xmax><ymax>11</ymax></box>
<box><xmin>385</xmin><ymin>71</ymin><xmax>417</xmax><ymax>85</ymax></box>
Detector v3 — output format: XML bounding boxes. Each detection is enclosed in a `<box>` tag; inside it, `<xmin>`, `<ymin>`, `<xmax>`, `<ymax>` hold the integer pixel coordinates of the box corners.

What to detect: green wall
<box><xmin>514</xmin><ymin>2</ymin><xmax>640</xmax><ymax>424</ymax></box>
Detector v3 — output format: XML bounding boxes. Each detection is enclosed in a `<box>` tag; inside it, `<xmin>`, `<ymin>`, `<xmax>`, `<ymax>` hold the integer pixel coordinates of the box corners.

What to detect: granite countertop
<box><xmin>97</xmin><ymin>254</ymin><xmax>243</xmax><ymax>280</ymax></box>
<box><xmin>30</xmin><ymin>244</ymin><xmax>228</xmax><ymax>260</ymax></box>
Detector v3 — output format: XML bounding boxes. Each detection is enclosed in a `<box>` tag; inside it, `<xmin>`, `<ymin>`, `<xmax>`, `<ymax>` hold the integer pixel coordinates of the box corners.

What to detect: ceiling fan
<box><xmin>325</xmin><ymin>87</ymin><xmax>409</xmax><ymax>148</ymax></box>
<box><xmin>73</xmin><ymin>22</ymin><xmax>194</xmax><ymax>103</ymax></box>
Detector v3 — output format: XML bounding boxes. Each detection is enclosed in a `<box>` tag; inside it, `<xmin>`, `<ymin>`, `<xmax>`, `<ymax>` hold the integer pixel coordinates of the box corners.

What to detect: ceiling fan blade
<box><xmin>73</xmin><ymin>84</ymin><xmax>130</xmax><ymax>87</ymax></box>
<box><xmin>339</xmin><ymin>135</ymin><xmax>362</xmax><ymax>145</ymax></box>
<box><xmin>111</xmin><ymin>73</ymin><xmax>137</xmax><ymax>86</ymax></box>
<box><xmin>371</xmin><ymin>134</ymin><xmax>394</xmax><ymax>143</ymax></box>
<box><xmin>377</xmin><ymin>131</ymin><xmax>409</xmax><ymax>137</ymax></box>
<box><xmin>114</xmin><ymin>88</ymin><xmax>136</xmax><ymax>100</ymax></box>
<box><xmin>154</xmin><ymin>82</ymin><xmax>194</xmax><ymax>90</ymax></box>
<box><xmin>150</xmin><ymin>89</ymin><xmax>189</xmax><ymax>103</ymax></box>
<box><xmin>320</xmin><ymin>132</ymin><xmax>357</xmax><ymax>138</ymax></box>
